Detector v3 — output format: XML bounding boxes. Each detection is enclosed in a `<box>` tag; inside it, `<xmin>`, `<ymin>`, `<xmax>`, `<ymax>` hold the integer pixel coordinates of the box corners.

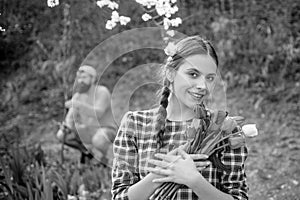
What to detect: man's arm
<box><xmin>93</xmin><ymin>86</ymin><xmax>111</xmax><ymax>119</ymax></box>
<box><xmin>65</xmin><ymin>107</ymin><xmax>75</xmax><ymax>128</ymax></box>
<box><xmin>70</xmin><ymin>86</ymin><xmax>110</xmax><ymax>119</ymax></box>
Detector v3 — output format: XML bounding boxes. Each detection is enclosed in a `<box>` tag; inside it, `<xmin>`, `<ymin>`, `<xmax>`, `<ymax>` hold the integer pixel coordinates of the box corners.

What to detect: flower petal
<box><xmin>242</xmin><ymin>124</ymin><xmax>258</xmax><ymax>137</ymax></box>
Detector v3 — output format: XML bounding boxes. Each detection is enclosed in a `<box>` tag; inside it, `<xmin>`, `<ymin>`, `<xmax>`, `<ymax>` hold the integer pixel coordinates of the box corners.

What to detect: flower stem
<box><xmin>208</xmin><ymin>143</ymin><xmax>229</xmax><ymax>156</ymax></box>
<box><xmin>211</xmin><ymin>131</ymin><xmax>242</xmax><ymax>146</ymax></box>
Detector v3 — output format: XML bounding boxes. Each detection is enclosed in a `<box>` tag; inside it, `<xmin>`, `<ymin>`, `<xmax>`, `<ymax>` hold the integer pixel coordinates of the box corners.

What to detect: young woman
<box><xmin>111</xmin><ymin>36</ymin><xmax>248</xmax><ymax>200</ymax></box>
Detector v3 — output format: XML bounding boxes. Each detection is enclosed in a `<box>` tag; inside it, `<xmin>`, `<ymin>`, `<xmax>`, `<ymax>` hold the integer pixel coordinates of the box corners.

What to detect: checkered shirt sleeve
<box><xmin>219</xmin><ymin>145</ymin><xmax>249</xmax><ymax>200</ymax></box>
<box><xmin>111</xmin><ymin>112</ymin><xmax>139</xmax><ymax>200</ymax></box>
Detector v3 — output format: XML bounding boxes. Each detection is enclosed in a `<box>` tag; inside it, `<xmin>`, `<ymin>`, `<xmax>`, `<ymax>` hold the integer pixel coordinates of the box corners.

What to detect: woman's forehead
<box><xmin>178</xmin><ymin>54</ymin><xmax>217</xmax><ymax>74</ymax></box>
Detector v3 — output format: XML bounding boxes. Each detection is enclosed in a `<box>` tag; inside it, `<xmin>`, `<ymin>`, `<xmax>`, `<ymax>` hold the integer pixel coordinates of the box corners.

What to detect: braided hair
<box><xmin>155</xmin><ymin>80</ymin><xmax>171</xmax><ymax>148</ymax></box>
<box><xmin>155</xmin><ymin>35</ymin><xmax>219</xmax><ymax>149</ymax></box>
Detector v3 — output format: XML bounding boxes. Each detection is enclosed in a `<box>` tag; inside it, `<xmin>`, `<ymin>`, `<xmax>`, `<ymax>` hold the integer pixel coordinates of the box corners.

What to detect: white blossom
<box><xmin>155</xmin><ymin>2</ymin><xmax>168</xmax><ymax>16</ymax></box>
<box><xmin>170</xmin><ymin>5</ymin><xmax>178</xmax><ymax>14</ymax></box>
<box><xmin>136</xmin><ymin>0</ymin><xmax>157</xmax><ymax>7</ymax></box>
<box><xmin>170</xmin><ymin>17</ymin><xmax>182</xmax><ymax>27</ymax></box>
<box><xmin>166</xmin><ymin>30</ymin><xmax>175</xmax><ymax>37</ymax></box>
<box><xmin>47</xmin><ymin>0</ymin><xmax>59</xmax><ymax>8</ymax></box>
<box><xmin>164</xmin><ymin>42</ymin><xmax>177</xmax><ymax>56</ymax></box>
<box><xmin>96</xmin><ymin>0</ymin><xmax>118</xmax><ymax>10</ymax></box>
<box><xmin>105</xmin><ymin>20</ymin><xmax>117</xmax><ymax>30</ymax></box>
<box><xmin>163</xmin><ymin>18</ymin><xmax>171</xmax><ymax>30</ymax></box>
<box><xmin>142</xmin><ymin>13</ymin><xmax>152</xmax><ymax>21</ymax></box>
<box><xmin>48</xmin><ymin>0</ymin><xmax>181</xmax><ymax>30</ymax></box>
<box><xmin>242</xmin><ymin>124</ymin><xmax>258</xmax><ymax>137</ymax></box>
<box><xmin>96</xmin><ymin>0</ymin><xmax>107</xmax><ymax>8</ymax></box>
<box><xmin>107</xmin><ymin>1</ymin><xmax>119</xmax><ymax>10</ymax></box>
<box><xmin>111</xmin><ymin>11</ymin><xmax>120</xmax><ymax>22</ymax></box>
<box><xmin>119</xmin><ymin>16</ymin><xmax>131</xmax><ymax>25</ymax></box>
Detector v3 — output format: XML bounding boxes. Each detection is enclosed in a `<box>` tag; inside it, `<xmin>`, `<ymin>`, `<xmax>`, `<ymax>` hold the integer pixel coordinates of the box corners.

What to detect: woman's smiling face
<box><xmin>170</xmin><ymin>54</ymin><xmax>217</xmax><ymax>110</ymax></box>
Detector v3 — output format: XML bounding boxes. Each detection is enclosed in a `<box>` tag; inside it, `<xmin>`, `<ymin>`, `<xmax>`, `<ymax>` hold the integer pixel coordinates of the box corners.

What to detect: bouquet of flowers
<box><xmin>151</xmin><ymin>103</ymin><xmax>258</xmax><ymax>200</ymax></box>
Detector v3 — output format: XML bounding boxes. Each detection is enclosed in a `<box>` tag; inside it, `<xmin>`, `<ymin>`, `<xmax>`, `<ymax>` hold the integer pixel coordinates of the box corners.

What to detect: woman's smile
<box><xmin>187</xmin><ymin>90</ymin><xmax>206</xmax><ymax>101</ymax></box>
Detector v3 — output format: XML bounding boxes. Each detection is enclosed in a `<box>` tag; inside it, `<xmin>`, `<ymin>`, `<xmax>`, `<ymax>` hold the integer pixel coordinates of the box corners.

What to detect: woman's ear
<box><xmin>166</xmin><ymin>67</ymin><xmax>176</xmax><ymax>83</ymax></box>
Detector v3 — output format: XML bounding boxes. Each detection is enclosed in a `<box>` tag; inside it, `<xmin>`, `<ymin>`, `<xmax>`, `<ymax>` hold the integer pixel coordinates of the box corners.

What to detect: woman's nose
<box><xmin>195</xmin><ymin>76</ymin><xmax>207</xmax><ymax>90</ymax></box>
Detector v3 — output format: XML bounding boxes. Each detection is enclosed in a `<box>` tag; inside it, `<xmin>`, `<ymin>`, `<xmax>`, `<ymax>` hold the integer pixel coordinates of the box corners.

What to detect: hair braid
<box><xmin>155</xmin><ymin>81</ymin><xmax>170</xmax><ymax>148</ymax></box>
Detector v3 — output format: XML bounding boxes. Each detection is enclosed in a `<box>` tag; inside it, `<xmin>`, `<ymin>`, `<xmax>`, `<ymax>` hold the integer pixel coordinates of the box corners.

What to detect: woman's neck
<box><xmin>166</xmin><ymin>95</ymin><xmax>195</xmax><ymax>121</ymax></box>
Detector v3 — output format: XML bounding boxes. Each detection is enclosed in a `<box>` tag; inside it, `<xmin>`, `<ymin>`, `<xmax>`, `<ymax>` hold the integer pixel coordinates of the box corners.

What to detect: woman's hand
<box><xmin>189</xmin><ymin>154</ymin><xmax>211</xmax><ymax>171</ymax></box>
<box><xmin>147</xmin><ymin>149</ymin><xmax>209</xmax><ymax>186</ymax></box>
<box><xmin>165</xmin><ymin>143</ymin><xmax>211</xmax><ymax>171</ymax></box>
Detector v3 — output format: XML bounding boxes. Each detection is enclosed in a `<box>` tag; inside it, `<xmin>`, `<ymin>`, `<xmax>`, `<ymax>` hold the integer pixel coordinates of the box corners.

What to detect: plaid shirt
<box><xmin>111</xmin><ymin>109</ymin><xmax>248</xmax><ymax>200</ymax></box>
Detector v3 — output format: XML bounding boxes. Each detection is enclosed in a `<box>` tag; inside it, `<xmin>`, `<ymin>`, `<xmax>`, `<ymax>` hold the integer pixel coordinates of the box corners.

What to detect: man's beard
<box><xmin>75</xmin><ymin>82</ymin><xmax>91</xmax><ymax>93</ymax></box>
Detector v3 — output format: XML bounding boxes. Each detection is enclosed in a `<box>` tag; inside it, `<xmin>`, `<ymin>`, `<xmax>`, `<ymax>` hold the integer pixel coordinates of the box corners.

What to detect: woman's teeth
<box><xmin>189</xmin><ymin>92</ymin><xmax>203</xmax><ymax>99</ymax></box>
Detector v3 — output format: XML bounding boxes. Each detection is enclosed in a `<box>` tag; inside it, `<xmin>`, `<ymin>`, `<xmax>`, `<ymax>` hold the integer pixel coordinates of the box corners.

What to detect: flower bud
<box><xmin>229</xmin><ymin>135</ymin><xmax>245</xmax><ymax>149</ymax></box>
<box><xmin>187</xmin><ymin>126</ymin><xmax>197</xmax><ymax>139</ymax></box>
<box><xmin>215</xmin><ymin>110</ymin><xmax>227</xmax><ymax>125</ymax></box>
<box><xmin>191</xmin><ymin>118</ymin><xmax>201</xmax><ymax>129</ymax></box>
<box><xmin>221</xmin><ymin>117</ymin><xmax>237</xmax><ymax>134</ymax></box>
<box><xmin>193</xmin><ymin>104</ymin><xmax>207</xmax><ymax>119</ymax></box>
<box><xmin>242</xmin><ymin>124</ymin><xmax>258</xmax><ymax>137</ymax></box>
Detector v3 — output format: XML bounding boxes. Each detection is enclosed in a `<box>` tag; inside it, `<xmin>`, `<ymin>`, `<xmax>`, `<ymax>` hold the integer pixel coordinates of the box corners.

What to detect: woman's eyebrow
<box><xmin>185</xmin><ymin>67</ymin><xmax>201</xmax><ymax>74</ymax></box>
<box><xmin>185</xmin><ymin>67</ymin><xmax>217</xmax><ymax>76</ymax></box>
<box><xmin>206</xmin><ymin>73</ymin><xmax>217</xmax><ymax>76</ymax></box>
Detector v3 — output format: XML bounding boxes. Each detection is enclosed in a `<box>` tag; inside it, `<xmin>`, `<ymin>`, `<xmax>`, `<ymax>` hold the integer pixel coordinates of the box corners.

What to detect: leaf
<box><xmin>229</xmin><ymin>116</ymin><xmax>245</xmax><ymax>125</ymax></box>
<box><xmin>0</xmin><ymin>181</ymin><xmax>14</xmax><ymax>198</ymax></box>
<box><xmin>26</xmin><ymin>182</ymin><xmax>34</xmax><ymax>200</ymax></box>
<box><xmin>69</xmin><ymin>169</ymin><xmax>81</xmax><ymax>194</ymax></box>
<box><xmin>48</xmin><ymin>169</ymin><xmax>68</xmax><ymax>200</ymax></box>
<box><xmin>199</xmin><ymin>129</ymin><xmax>218</xmax><ymax>149</ymax></box>
<box><xmin>200</xmin><ymin>130</ymin><xmax>223</xmax><ymax>154</ymax></box>
<box><xmin>0</xmin><ymin>159</ymin><xmax>13</xmax><ymax>194</ymax></box>
<box><xmin>14</xmin><ymin>183</ymin><xmax>28</xmax><ymax>197</ymax></box>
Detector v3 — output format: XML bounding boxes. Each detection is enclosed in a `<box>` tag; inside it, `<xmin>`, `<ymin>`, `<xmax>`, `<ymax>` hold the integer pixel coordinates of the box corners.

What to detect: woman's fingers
<box><xmin>148</xmin><ymin>159</ymin><xmax>170</xmax><ymax>168</ymax></box>
<box><xmin>189</xmin><ymin>154</ymin><xmax>209</xmax><ymax>161</ymax></box>
<box><xmin>196</xmin><ymin>166</ymin><xmax>206</xmax><ymax>171</ymax></box>
<box><xmin>195</xmin><ymin>161</ymin><xmax>211</xmax><ymax>168</ymax></box>
<box><xmin>178</xmin><ymin>142</ymin><xmax>189</xmax><ymax>151</ymax></box>
<box><xmin>152</xmin><ymin>177</ymin><xmax>173</xmax><ymax>183</ymax></box>
<box><xmin>155</xmin><ymin>153</ymin><xmax>180</xmax><ymax>162</ymax></box>
<box><xmin>177</xmin><ymin>148</ymin><xmax>189</xmax><ymax>159</ymax></box>
<box><xmin>168</xmin><ymin>142</ymin><xmax>189</xmax><ymax>156</ymax></box>
<box><xmin>145</xmin><ymin>167</ymin><xmax>172</xmax><ymax>176</ymax></box>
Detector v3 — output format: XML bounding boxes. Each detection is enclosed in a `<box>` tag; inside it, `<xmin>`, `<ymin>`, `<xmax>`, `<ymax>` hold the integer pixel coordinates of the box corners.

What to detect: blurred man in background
<box><xmin>56</xmin><ymin>65</ymin><xmax>117</xmax><ymax>165</ymax></box>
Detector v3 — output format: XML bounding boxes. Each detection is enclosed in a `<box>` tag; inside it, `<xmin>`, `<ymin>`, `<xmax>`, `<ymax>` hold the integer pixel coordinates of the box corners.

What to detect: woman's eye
<box><xmin>189</xmin><ymin>72</ymin><xmax>198</xmax><ymax>78</ymax></box>
<box><xmin>206</xmin><ymin>76</ymin><xmax>215</xmax><ymax>82</ymax></box>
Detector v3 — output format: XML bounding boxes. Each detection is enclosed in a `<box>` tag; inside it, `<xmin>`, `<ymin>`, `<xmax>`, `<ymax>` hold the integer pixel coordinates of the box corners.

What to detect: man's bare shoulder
<box><xmin>95</xmin><ymin>85</ymin><xmax>111</xmax><ymax>97</ymax></box>
<box><xmin>72</xmin><ymin>92</ymin><xmax>80</xmax><ymax>99</ymax></box>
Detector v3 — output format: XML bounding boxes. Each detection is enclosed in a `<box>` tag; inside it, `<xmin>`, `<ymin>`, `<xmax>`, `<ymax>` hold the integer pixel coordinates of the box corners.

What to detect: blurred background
<box><xmin>0</xmin><ymin>0</ymin><xmax>299</xmax><ymax>199</ymax></box>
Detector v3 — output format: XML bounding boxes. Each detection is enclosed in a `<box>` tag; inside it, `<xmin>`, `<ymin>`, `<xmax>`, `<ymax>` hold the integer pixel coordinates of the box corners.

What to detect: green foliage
<box><xmin>0</xmin><ymin>142</ymin><xmax>112</xmax><ymax>200</ymax></box>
